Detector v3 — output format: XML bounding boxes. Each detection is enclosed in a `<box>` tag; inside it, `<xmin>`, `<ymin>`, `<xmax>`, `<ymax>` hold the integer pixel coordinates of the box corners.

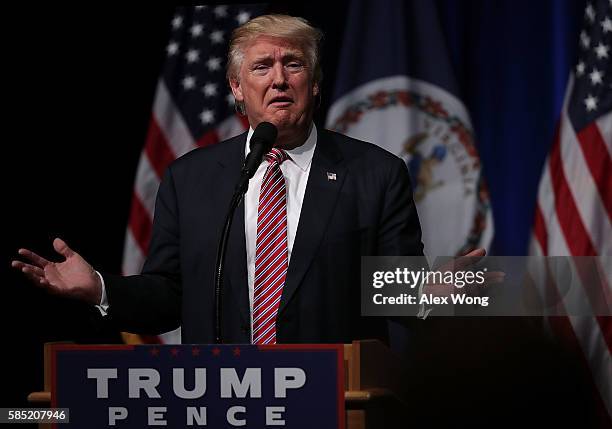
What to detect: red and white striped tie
<box><xmin>252</xmin><ymin>148</ymin><xmax>289</xmax><ymax>345</ymax></box>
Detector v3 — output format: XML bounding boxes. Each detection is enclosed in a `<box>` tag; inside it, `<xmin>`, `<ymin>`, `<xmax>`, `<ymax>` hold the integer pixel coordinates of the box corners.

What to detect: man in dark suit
<box><xmin>12</xmin><ymin>14</ymin><xmax>424</xmax><ymax>344</ymax></box>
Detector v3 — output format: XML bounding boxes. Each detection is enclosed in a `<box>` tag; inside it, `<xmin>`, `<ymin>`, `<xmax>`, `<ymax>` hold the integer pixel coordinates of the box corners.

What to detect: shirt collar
<box><xmin>245</xmin><ymin>122</ymin><xmax>317</xmax><ymax>172</ymax></box>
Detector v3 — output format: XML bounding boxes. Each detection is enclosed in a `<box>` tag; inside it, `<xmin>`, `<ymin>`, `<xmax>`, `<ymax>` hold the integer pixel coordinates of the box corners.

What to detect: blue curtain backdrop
<box><xmin>315</xmin><ymin>0</ymin><xmax>584</xmax><ymax>255</ymax></box>
<box><xmin>433</xmin><ymin>0</ymin><xmax>584</xmax><ymax>254</ymax></box>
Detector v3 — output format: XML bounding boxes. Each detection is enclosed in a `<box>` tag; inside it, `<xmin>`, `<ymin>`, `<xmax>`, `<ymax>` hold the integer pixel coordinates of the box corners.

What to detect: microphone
<box><xmin>241</xmin><ymin>121</ymin><xmax>278</xmax><ymax>181</ymax></box>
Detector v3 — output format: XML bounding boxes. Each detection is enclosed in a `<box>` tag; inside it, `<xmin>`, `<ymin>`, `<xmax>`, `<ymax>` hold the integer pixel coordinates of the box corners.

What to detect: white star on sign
<box><xmin>203</xmin><ymin>83</ymin><xmax>218</xmax><ymax>97</ymax></box>
<box><xmin>182</xmin><ymin>76</ymin><xmax>196</xmax><ymax>90</ymax></box>
<box><xmin>200</xmin><ymin>109</ymin><xmax>215</xmax><ymax>124</ymax></box>
<box><xmin>186</xmin><ymin>49</ymin><xmax>200</xmax><ymax>63</ymax></box>
<box><xmin>581</xmin><ymin>31</ymin><xmax>591</xmax><ymax>49</ymax></box>
<box><xmin>595</xmin><ymin>42</ymin><xmax>609</xmax><ymax>59</ymax></box>
<box><xmin>236</xmin><ymin>11</ymin><xmax>251</xmax><ymax>25</ymax></box>
<box><xmin>210</xmin><ymin>30</ymin><xmax>224</xmax><ymax>44</ymax></box>
<box><xmin>576</xmin><ymin>61</ymin><xmax>586</xmax><ymax>76</ymax></box>
<box><xmin>206</xmin><ymin>57</ymin><xmax>222</xmax><ymax>71</ymax></box>
<box><xmin>227</xmin><ymin>93</ymin><xmax>236</xmax><ymax>106</ymax></box>
<box><xmin>172</xmin><ymin>15</ymin><xmax>183</xmax><ymax>30</ymax></box>
<box><xmin>166</xmin><ymin>41</ymin><xmax>179</xmax><ymax>56</ymax></box>
<box><xmin>585</xmin><ymin>3</ymin><xmax>596</xmax><ymax>23</ymax></box>
<box><xmin>214</xmin><ymin>5</ymin><xmax>228</xmax><ymax>18</ymax></box>
<box><xmin>584</xmin><ymin>94</ymin><xmax>598</xmax><ymax>111</ymax></box>
<box><xmin>602</xmin><ymin>17</ymin><xmax>612</xmax><ymax>33</ymax></box>
<box><xmin>190</xmin><ymin>24</ymin><xmax>204</xmax><ymax>37</ymax></box>
<box><xmin>589</xmin><ymin>68</ymin><xmax>604</xmax><ymax>85</ymax></box>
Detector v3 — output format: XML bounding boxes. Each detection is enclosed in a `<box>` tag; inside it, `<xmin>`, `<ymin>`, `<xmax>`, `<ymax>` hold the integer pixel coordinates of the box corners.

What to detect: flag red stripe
<box><xmin>128</xmin><ymin>191</ymin><xmax>153</xmax><ymax>256</ymax></box>
<box><xmin>197</xmin><ymin>129</ymin><xmax>220</xmax><ymax>147</ymax></box>
<box><xmin>144</xmin><ymin>119</ymin><xmax>176</xmax><ymax>179</ymax></box>
<box><xmin>540</xmin><ymin>236</ymin><xmax>611</xmax><ymax>422</ymax></box>
<box><xmin>574</xmin><ymin>260</ymin><xmax>612</xmax><ymax>354</ymax></box>
<box><xmin>238</xmin><ymin>115</ymin><xmax>250</xmax><ymax>129</ymax></box>
<box><xmin>549</xmin><ymin>131</ymin><xmax>597</xmax><ymax>256</ymax></box>
<box><xmin>550</xmin><ymin>128</ymin><xmax>612</xmax><ymax>354</ymax></box>
<box><xmin>533</xmin><ymin>203</ymin><xmax>548</xmax><ymax>252</ymax></box>
<box><xmin>575</xmin><ymin>122</ymin><xmax>612</xmax><ymax>221</ymax></box>
<box><xmin>597</xmin><ymin>316</ymin><xmax>612</xmax><ymax>354</ymax></box>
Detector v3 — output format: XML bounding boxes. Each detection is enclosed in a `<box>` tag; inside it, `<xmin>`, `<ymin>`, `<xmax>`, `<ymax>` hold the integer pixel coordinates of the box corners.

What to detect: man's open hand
<box><xmin>424</xmin><ymin>248</ymin><xmax>505</xmax><ymax>298</ymax></box>
<box><xmin>11</xmin><ymin>238</ymin><xmax>102</xmax><ymax>305</ymax></box>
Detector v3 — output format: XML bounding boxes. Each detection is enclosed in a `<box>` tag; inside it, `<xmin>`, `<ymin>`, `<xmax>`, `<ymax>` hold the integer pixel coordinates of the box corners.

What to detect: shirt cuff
<box><xmin>95</xmin><ymin>271</ymin><xmax>109</xmax><ymax>316</ymax></box>
<box><xmin>417</xmin><ymin>280</ymin><xmax>433</xmax><ymax>319</ymax></box>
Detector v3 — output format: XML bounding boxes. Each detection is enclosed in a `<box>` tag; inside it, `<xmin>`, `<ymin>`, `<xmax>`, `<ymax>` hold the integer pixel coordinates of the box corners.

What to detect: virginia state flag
<box><xmin>326</xmin><ymin>0</ymin><xmax>493</xmax><ymax>258</ymax></box>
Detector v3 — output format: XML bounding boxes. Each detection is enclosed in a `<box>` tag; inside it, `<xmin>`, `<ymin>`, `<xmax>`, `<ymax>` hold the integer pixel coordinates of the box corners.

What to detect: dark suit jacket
<box><xmin>104</xmin><ymin>127</ymin><xmax>424</xmax><ymax>344</ymax></box>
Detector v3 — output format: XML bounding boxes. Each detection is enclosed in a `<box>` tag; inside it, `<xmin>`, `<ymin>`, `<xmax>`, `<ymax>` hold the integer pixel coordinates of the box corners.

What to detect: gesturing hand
<box><xmin>424</xmin><ymin>248</ymin><xmax>505</xmax><ymax>298</ymax></box>
<box><xmin>11</xmin><ymin>238</ymin><xmax>102</xmax><ymax>305</ymax></box>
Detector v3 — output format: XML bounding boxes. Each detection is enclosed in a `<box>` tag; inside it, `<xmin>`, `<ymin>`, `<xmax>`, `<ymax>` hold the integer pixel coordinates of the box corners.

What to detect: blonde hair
<box><xmin>227</xmin><ymin>14</ymin><xmax>323</xmax><ymax>85</ymax></box>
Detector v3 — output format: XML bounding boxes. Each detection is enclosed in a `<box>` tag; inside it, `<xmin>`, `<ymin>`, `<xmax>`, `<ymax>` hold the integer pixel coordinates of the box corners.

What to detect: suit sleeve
<box><xmin>377</xmin><ymin>156</ymin><xmax>425</xmax><ymax>257</ymax></box>
<box><xmin>378</xmin><ymin>157</ymin><xmax>430</xmax><ymax>325</ymax></box>
<box><xmin>103</xmin><ymin>166</ymin><xmax>182</xmax><ymax>335</ymax></box>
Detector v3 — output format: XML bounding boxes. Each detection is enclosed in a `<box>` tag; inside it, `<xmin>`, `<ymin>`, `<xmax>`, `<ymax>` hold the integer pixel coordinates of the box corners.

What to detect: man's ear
<box><xmin>229</xmin><ymin>78</ymin><xmax>244</xmax><ymax>101</ymax></box>
<box><xmin>313</xmin><ymin>82</ymin><xmax>320</xmax><ymax>97</ymax></box>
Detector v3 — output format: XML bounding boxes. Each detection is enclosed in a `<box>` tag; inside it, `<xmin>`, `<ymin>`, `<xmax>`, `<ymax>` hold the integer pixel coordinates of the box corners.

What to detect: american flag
<box><xmin>530</xmin><ymin>0</ymin><xmax>612</xmax><ymax>423</ymax></box>
<box><xmin>121</xmin><ymin>5</ymin><xmax>265</xmax><ymax>344</ymax></box>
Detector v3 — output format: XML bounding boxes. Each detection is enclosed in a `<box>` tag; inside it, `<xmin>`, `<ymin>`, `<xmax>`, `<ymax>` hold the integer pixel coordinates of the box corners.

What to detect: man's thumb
<box><xmin>53</xmin><ymin>237</ymin><xmax>74</xmax><ymax>258</ymax></box>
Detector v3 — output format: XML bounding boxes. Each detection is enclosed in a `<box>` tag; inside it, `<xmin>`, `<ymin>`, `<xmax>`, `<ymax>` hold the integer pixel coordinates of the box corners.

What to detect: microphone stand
<box><xmin>214</xmin><ymin>175</ymin><xmax>250</xmax><ymax>344</ymax></box>
<box><xmin>213</xmin><ymin>121</ymin><xmax>276</xmax><ymax>344</ymax></box>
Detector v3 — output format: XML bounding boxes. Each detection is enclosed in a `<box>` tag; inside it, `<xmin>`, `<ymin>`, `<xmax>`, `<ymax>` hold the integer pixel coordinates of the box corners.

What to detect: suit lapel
<box><xmin>214</xmin><ymin>133</ymin><xmax>251</xmax><ymax>326</ymax></box>
<box><xmin>279</xmin><ymin>129</ymin><xmax>346</xmax><ymax>316</ymax></box>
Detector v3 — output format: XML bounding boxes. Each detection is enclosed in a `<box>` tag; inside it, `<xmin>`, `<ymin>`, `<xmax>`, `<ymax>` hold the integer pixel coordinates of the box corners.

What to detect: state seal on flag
<box><xmin>327</xmin><ymin>76</ymin><xmax>493</xmax><ymax>256</ymax></box>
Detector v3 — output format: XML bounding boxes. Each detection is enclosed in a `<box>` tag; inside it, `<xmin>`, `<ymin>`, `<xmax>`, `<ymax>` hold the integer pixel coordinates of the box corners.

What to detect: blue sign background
<box><xmin>51</xmin><ymin>344</ymin><xmax>343</xmax><ymax>429</ymax></box>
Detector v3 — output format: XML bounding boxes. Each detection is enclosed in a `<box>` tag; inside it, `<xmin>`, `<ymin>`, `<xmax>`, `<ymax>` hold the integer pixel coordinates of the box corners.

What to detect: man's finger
<box><xmin>17</xmin><ymin>248</ymin><xmax>50</xmax><ymax>268</ymax></box>
<box><xmin>20</xmin><ymin>268</ymin><xmax>45</xmax><ymax>286</ymax></box>
<box><xmin>453</xmin><ymin>248</ymin><xmax>487</xmax><ymax>270</ymax></box>
<box><xmin>53</xmin><ymin>237</ymin><xmax>74</xmax><ymax>258</ymax></box>
<box><xmin>18</xmin><ymin>266</ymin><xmax>56</xmax><ymax>291</ymax></box>
<box><xmin>462</xmin><ymin>248</ymin><xmax>486</xmax><ymax>258</ymax></box>
<box><xmin>12</xmin><ymin>260</ymin><xmax>46</xmax><ymax>277</ymax></box>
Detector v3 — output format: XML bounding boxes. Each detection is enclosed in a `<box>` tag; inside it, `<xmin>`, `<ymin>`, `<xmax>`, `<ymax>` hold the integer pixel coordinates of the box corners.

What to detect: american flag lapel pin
<box><xmin>327</xmin><ymin>172</ymin><xmax>337</xmax><ymax>181</ymax></box>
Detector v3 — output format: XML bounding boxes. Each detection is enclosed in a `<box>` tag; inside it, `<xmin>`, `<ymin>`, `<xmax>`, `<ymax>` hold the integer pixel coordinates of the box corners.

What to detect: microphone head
<box><xmin>250</xmin><ymin>121</ymin><xmax>278</xmax><ymax>152</ymax></box>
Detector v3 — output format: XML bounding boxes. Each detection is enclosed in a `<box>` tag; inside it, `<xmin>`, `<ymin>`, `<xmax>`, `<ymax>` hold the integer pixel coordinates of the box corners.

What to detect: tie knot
<box><xmin>265</xmin><ymin>148</ymin><xmax>288</xmax><ymax>165</ymax></box>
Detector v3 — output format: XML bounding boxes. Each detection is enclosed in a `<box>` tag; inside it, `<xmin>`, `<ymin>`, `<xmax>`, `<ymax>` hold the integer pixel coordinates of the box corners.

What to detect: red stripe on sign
<box><xmin>144</xmin><ymin>119</ymin><xmax>176</xmax><ymax>179</ymax></box>
<box><xmin>197</xmin><ymin>129</ymin><xmax>220</xmax><ymax>147</ymax></box>
<box><xmin>575</xmin><ymin>122</ymin><xmax>612</xmax><ymax>222</ymax></box>
<box><xmin>533</xmin><ymin>203</ymin><xmax>548</xmax><ymax>253</ymax></box>
<box><xmin>549</xmin><ymin>127</ymin><xmax>597</xmax><ymax>256</ymax></box>
<box><xmin>128</xmin><ymin>191</ymin><xmax>153</xmax><ymax>255</ymax></box>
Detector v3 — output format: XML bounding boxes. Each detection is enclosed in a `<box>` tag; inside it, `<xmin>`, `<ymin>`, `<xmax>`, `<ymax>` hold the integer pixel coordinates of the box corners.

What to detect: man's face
<box><xmin>230</xmin><ymin>36</ymin><xmax>319</xmax><ymax>142</ymax></box>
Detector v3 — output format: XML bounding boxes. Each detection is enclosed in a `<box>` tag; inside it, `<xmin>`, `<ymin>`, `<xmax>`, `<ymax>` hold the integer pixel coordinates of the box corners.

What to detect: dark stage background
<box><xmin>3</xmin><ymin>2</ymin><xmax>603</xmax><ymax>427</ymax></box>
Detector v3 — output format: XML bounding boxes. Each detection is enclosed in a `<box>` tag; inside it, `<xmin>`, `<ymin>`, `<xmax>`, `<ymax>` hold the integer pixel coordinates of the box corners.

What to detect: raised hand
<box><xmin>424</xmin><ymin>248</ymin><xmax>505</xmax><ymax>297</ymax></box>
<box><xmin>11</xmin><ymin>238</ymin><xmax>102</xmax><ymax>305</ymax></box>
